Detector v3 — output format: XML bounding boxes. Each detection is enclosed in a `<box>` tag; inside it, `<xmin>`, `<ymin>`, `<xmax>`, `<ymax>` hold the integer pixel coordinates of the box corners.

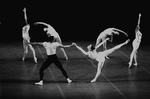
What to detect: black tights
<box><xmin>39</xmin><ymin>54</ymin><xmax>68</xmax><ymax>80</ymax></box>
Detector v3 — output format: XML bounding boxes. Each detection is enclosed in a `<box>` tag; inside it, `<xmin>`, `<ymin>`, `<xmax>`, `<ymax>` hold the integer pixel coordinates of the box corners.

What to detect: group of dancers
<box><xmin>22</xmin><ymin>8</ymin><xmax>142</xmax><ymax>85</ymax></box>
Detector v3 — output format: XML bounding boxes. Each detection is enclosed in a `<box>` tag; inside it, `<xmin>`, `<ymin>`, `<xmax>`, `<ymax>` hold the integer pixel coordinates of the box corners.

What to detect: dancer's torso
<box><xmin>43</xmin><ymin>42</ymin><xmax>59</xmax><ymax>55</ymax></box>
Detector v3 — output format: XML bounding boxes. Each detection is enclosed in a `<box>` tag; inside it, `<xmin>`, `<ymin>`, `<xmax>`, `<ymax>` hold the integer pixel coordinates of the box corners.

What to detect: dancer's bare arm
<box><xmin>59</xmin><ymin>43</ymin><xmax>74</xmax><ymax>48</ymax></box>
<box><xmin>23</xmin><ymin>7</ymin><xmax>28</xmax><ymax>24</ymax></box>
<box><xmin>113</xmin><ymin>28</ymin><xmax>128</xmax><ymax>37</ymax></box>
<box><xmin>74</xmin><ymin>43</ymin><xmax>88</xmax><ymax>55</ymax></box>
<box><xmin>138</xmin><ymin>13</ymin><xmax>141</xmax><ymax>26</ymax></box>
<box><xmin>34</xmin><ymin>22</ymin><xmax>49</xmax><ymax>27</ymax></box>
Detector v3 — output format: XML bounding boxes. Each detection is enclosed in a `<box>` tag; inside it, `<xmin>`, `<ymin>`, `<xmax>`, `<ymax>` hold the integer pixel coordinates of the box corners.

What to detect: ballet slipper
<box><xmin>35</xmin><ymin>81</ymin><xmax>43</xmax><ymax>85</ymax></box>
<box><xmin>128</xmin><ymin>62</ymin><xmax>132</xmax><ymax>68</ymax></box>
<box><xmin>91</xmin><ymin>79</ymin><xmax>96</xmax><ymax>83</ymax></box>
<box><xmin>34</xmin><ymin>57</ymin><xmax>37</xmax><ymax>63</ymax></box>
<box><xmin>67</xmin><ymin>78</ymin><xmax>72</xmax><ymax>83</ymax></box>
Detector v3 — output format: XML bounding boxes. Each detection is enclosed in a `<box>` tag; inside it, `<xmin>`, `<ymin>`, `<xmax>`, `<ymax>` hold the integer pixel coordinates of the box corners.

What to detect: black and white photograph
<box><xmin>0</xmin><ymin>1</ymin><xmax>150</xmax><ymax>99</ymax></box>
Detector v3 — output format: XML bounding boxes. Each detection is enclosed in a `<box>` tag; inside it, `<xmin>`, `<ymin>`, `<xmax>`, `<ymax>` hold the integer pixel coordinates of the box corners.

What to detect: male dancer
<box><xmin>22</xmin><ymin>8</ymin><xmax>37</xmax><ymax>63</ymax></box>
<box><xmin>34</xmin><ymin>22</ymin><xmax>68</xmax><ymax>60</ymax></box>
<box><xmin>32</xmin><ymin>36</ymin><xmax>73</xmax><ymax>85</ymax></box>
<box><xmin>74</xmin><ymin>39</ymin><xmax>130</xmax><ymax>82</ymax></box>
<box><xmin>128</xmin><ymin>13</ymin><xmax>142</xmax><ymax>68</ymax></box>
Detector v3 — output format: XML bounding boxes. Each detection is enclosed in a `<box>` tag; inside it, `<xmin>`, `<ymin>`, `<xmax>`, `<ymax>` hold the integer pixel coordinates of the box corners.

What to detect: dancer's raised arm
<box><xmin>113</xmin><ymin>28</ymin><xmax>128</xmax><ymax>37</ymax></box>
<box><xmin>34</xmin><ymin>22</ymin><xmax>50</xmax><ymax>27</ymax></box>
<box><xmin>23</xmin><ymin>7</ymin><xmax>28</xmax><ymax>24</ymax></box>
<box><xmin>138</xmin><ymin>13</ymin><xmax>141</xmax><ymax>26</ymax></box>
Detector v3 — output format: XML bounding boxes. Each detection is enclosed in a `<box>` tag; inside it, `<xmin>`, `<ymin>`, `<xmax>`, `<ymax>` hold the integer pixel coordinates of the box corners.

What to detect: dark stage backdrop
<box><xmin>0</xmin><ymin>1</ymin><xmax>149</xmax><ymax>45</ymax></box>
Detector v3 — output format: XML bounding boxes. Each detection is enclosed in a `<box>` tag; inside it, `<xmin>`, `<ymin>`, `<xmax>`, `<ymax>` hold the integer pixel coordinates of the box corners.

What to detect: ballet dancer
<box><xmin>34</xmin><ymin>22</ymin><xmax>68</xmax><ymax>60</ymax></box>
<box><xmin>96</xmin><ymin>28</ymin><xmax>128</xmax><ymax>50</ymax></box>
<box><xmin>31</xmin><ymin>36</ymin><xmax>73</xmax><ymax>85</ymax></box>
<box><xmin>22</xmin><ymin>7</ymin><xmax>37</xmax><ymax>63</ymax></box>
<box><xmin>128</xmin><ymin>13</ymin><xmax>142</xmax><ymax>68</ymax></box>
<box><xmin>74</xmin><ymin>38</ymin><xmax>130</xmax><ymax>82</ymax></box>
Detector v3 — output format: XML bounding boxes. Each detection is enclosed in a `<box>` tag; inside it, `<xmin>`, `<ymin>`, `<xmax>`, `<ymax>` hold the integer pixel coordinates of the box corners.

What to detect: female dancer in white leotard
<box><xmin>74</xmin><ymin>38</ymin><xmax>130</xmax><ymax>82</ymax></box>
<box><xmin>128</xmin><ymin>13</ymin><xmax>142</xmax><ymax>68</ymax></box>
<box><xmin>22</xmin><ymin>8</ymin><xmax>37</xmax><ymax>63</ymax></box>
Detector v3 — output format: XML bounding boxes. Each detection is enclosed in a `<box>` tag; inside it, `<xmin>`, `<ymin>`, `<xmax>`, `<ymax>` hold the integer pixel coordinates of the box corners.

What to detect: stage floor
<box><xmin>0</xmin><ymin>41</ymin><xmax>150</xmax><ymax>99</ymax></box>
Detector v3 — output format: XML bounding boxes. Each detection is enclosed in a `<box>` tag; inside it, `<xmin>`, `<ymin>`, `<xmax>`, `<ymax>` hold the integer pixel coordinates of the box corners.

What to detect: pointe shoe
<box><xmin>67</xmin><ymin>78</ymin><xmax>72</xmax><ymax>83</ymax></box>
<box><xmin>91</xmin><ymin>79</ymin><xmax>96</xmax><ymax>83</ymax></box>
<box><xmin>35</xmin><ymin>81</ymin><xmax>43</xmax><ymax>85</ymax></box>
<box><xmin>22</xmin><ymin>57</ymin><xmax>25</xmax><ymax>61</ymax></box>
<box><xmin>133</xmin><ymin>63</ymin><xmax>137</xmax><ymax>66</ymax></box>
<box><xmin>34</xmin><ymin>58</ymin><xmax>37</xmax><ymax>63</ymax></box>
<box><xmin>65</xmin><ymin>56</ymin><xmax>68</xmax><ymax>60</ymax></box>
<box><xmin>128</xmin><ymin>62</ymin><xmax>132</xmax><ymax>68</ymax></box>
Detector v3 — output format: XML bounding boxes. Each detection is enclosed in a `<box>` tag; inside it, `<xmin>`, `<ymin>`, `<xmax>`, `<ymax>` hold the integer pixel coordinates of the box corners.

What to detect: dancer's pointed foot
<box><xmin>133</xmin><ymin>63</ymin><xmax>138</xmax><ymax>66</ymax></box>
<box><xmin>128</xmin><ymin>62</ymin><xmax>132</xmax><ymax>68</ymax></box>
<box><xmin>65</xmin><ymin>56</ymin><xmax>68</xmax><ymax>60</ymax></box>
<box><xmin>91</xmin><ymin>79</ymin><xmax>96</xmax><ymax>83</ymax></box>
<box><xmin>22</xmin><ymin>57</ymin><xmax>25</xmax><ymax>61</ymax></box>
<box><xmin>34</xmin><ymin>57</ymin><xmax>37</xmax><ymax>63</ymax></box>
<box><xmin>35</xmin><ymin>80</ymin><xmax>43</xmax><ymax>85</ymax></box>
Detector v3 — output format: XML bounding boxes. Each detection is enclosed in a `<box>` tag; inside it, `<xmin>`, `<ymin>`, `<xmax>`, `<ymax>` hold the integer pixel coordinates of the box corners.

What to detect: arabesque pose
<box><xmin>74</xmin><ymin>38</ymin><xmax>130</xmax><ymax>82</ymax></box>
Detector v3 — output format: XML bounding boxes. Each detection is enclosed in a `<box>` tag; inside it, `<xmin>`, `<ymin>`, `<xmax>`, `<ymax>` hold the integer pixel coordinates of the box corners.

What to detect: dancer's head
<box><xmin>87</xmin><ymin>44</ymin><xmax>95</xmax><ymax>51</ymax></box>
<box><xmin>44</xmin><ymin>28</ymin><xmax>48</xmax><ymax>32</ymax></box>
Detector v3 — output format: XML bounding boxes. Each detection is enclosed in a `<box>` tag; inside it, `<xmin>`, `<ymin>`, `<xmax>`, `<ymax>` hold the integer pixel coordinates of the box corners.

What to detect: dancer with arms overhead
<box><xmin>22</xmin><ymin>8</ymin><xmax>37</xmax><ymax>63</ymax></box>
<box><xmin>128</xmin><ymin>13</ymin><xmax>142</xmax><ymax>68</ymax></box>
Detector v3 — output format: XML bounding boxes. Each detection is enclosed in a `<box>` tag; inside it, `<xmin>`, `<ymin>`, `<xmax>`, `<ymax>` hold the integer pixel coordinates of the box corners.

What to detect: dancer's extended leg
<box><xmin>35</xmin><ymin>56</ymin><xmax>53</xmax><ymax>85</ymax></box>
<box><xmin>133</xmin><ymin>50</ymin><xmax>138</xmax><ymax>66</ymax></box>
<box><xmin>53</xmin><ymin>55</ymin><xmax>72</xmax><ymax>83</ymax></box>
<box><xmin>102</xmin><ymin>37</ymin><xmax>107</xmax><ymax>51</ymax></box>
<box><xmin>22</xmin><ymin>40</ymin><xmax>28</xmax><ymax>61</ymax></box>
<box><xmin>28</xmin><ymin>44</ymin><xmax>37</xmax><ymax>63</ymax></box>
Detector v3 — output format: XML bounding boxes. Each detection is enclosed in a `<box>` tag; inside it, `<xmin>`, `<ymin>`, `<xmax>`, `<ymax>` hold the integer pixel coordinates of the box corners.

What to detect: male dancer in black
<box><xmin>31</xmin><ymin>36</ymin><xmax>73</xmax><ymax>85</ymax></box>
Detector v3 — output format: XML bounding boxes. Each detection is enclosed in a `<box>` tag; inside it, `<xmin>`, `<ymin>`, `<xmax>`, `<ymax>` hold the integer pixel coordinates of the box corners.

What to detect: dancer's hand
<box><xmin>34</xmin><ymin>22</ymin><xmax>38</xmax><ymax>25</ymax></box>
<box><xmin>113</xmin><ymin>31</ymin><xmax>119</xmax><ymax>35</ymax></box>
<box><xmin>72</xmin><ymin>43</ymin><xmax>77</xmax><ymax>46</ymax></box>
<box><xmin>23</xmin><ymin>8</ymin><xmax>26</xmax><ymax>12</ymax></box>
<box><xmin>106</xmin><ymin>38</ymin><xmax>110</xmax><ymax>41</ymax></box>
